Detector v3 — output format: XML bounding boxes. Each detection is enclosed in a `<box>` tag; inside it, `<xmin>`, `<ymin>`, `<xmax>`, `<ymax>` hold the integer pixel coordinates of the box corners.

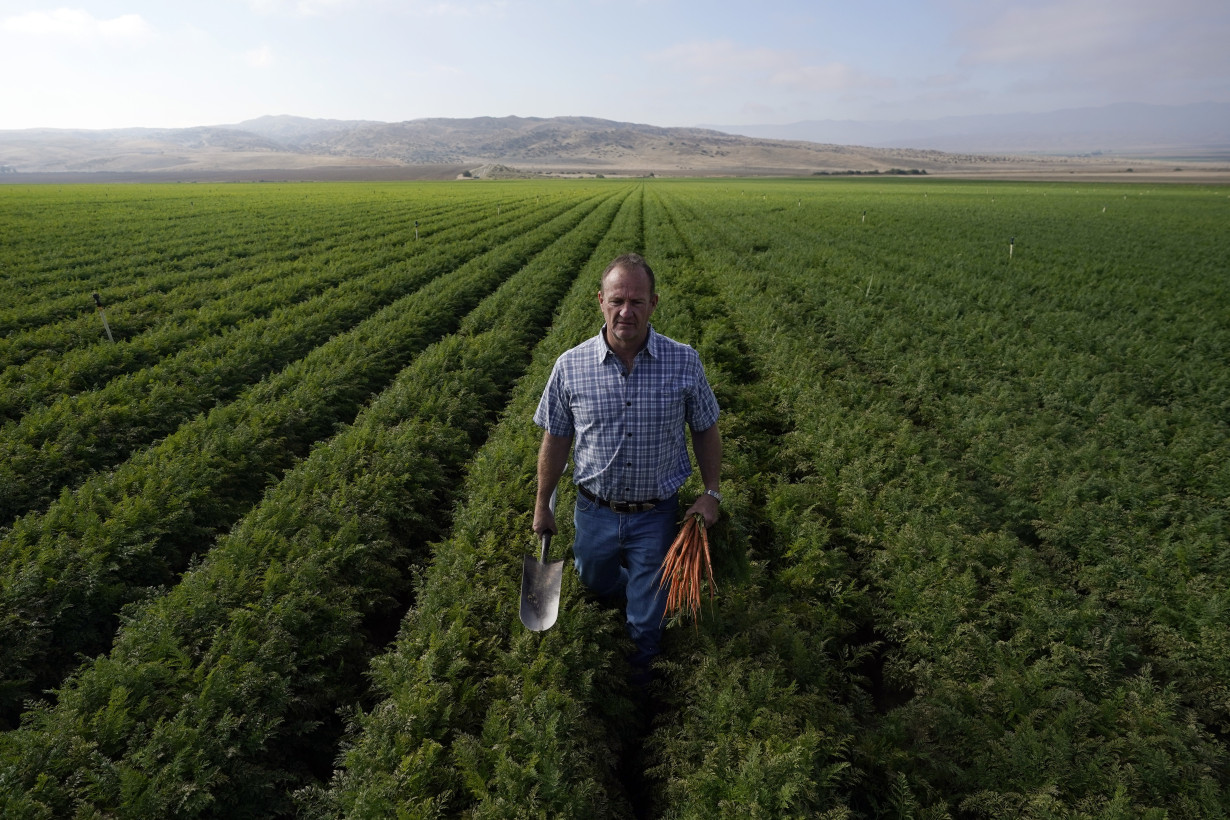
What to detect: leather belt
<box><xmin>578</xmin><ymin>485</ymin><xmax>659</xmax><ymax>513</ymax></box>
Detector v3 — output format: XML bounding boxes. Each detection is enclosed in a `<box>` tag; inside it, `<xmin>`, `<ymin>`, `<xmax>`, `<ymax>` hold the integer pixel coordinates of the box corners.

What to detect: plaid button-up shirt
<box><xmin>534</xmin><ymin>325</ymin><xmax>720</xmax><ymax>503</ymax></box>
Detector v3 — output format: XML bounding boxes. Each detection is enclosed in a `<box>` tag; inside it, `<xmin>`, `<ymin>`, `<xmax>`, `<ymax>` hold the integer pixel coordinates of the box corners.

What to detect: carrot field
<box><xmin>1</xmin><ymin>178</ymin><xmax>1227</xmax><ymax>818</ymax></box>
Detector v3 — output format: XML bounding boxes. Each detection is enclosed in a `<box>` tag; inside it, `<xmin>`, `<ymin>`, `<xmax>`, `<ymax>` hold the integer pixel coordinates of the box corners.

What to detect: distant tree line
<box><xmin>812</xmin><ymin>168</ymin><xmax>927</xmax><ymax>176</ymax></box>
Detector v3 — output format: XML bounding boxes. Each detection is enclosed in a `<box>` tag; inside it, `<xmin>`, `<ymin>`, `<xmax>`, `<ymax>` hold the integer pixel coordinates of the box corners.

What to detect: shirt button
<box><xmin>626</xmin><ymin>401</ymin><xmax>631</xmax><ymax>406</ymax></box>
<box><xmin>627</xmin><ymin>433</ymin><xmax>632</xmax><ymax>437</ymax></box>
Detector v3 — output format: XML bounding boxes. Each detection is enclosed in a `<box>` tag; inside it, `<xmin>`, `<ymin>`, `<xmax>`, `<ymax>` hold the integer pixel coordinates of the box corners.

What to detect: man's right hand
<box><xmin>533</xmin><ymin>506</ymin><xmax>557</xmax><ymax>537</ymax></box>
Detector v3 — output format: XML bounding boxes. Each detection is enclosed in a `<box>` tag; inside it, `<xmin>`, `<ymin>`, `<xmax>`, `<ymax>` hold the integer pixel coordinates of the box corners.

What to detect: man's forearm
<box><xmin>533</xmin><ymin>431</ymin><xmax>572</xmax><ymax>535</ymax></box>
<box><xmin>692</xmin><ymin>423</ymin><xmax>722</xmax><ymax>492</ymax></box>
<box><xmin>536</xmin><ymin>431</ymin><xmax>573</xmax><ymax>509</ymax></box>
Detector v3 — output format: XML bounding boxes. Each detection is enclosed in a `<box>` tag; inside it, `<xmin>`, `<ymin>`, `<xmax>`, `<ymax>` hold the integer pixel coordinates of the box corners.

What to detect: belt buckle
<box><xmin>613</xmin><ymin>499</ymin><xmax>654</xmax><ymax>513</ymax></box>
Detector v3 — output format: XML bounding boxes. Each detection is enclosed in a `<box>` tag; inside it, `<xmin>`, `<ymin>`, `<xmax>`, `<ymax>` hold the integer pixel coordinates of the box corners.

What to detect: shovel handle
<box><xmin>539</xmin><ymin>486</ymin><xmax>557</xmax><ymax>562</ymax></box>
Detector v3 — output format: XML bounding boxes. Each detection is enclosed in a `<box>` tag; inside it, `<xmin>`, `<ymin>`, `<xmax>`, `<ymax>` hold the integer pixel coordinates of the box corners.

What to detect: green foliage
<box><xmin>0</xmin><ymin>192</ymin><xmax>498</xmax><ymax>421</ymax></box>
<box><xmin>0</xmin><ymin>184</ymin><xmax>621</xmax><ymax>724</ymax></box>
<box><xmin>1</xmin><ymin>178</ymin><xmax>1226</xmax><ymax>817</ymax></box>
<box><xmin>0</xmin><ymin>189</ymin><xmax>587</xmax><ymax>525</ymax></box>
<box><xmin>0</xmin><ymin>184</ymin><xmax>633</xmax><ymax>816</ymax></box>
<box><xmin>309</xmin><ymin>184</ymin><xmax>648</xmax><ymax>819</ymax></box>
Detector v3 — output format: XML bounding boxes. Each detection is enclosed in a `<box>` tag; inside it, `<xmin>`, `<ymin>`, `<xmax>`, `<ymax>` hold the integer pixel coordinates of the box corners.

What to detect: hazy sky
<box><xmin>2</xmin><ymin>0</ymin><xmax>1227</xmax><ymax>130</ymax></box>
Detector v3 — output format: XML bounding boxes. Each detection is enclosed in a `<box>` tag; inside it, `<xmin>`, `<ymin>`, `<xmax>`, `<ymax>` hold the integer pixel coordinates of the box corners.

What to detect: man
<box><xmin>532</xmin><ymin>253</ymin><xmax>721</xmax><ymax>674</ymax></box>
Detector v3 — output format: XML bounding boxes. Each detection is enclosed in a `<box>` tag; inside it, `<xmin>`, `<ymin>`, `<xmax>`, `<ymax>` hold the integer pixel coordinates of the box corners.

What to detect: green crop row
<box><xmin>0</xmin><ymin>183</ymin><xmax>559</xmax><ymax>400</ymax></box>
<box><xmin>632</xmin><ymin>188</ymin><xmax>866</xmax><ymax>818</ymax></box>
<box><xmin>0</xmin><ymin>184</ymin><xmax>514</xmax><ymax>348</ymax></box>
<box><xmin>0</xmin><ymin>187</ymin><xmax>631</xmax><ymax>818</ymax></box>
<box><xmin>0</xmin><ymin>190</ymin><xmax>504</xmax><ymax>365</ymax></box>
<box><xmin>0</xmin><ymin>187</ymin><xmax>621</xmax><ymax>726</ymax></box>
<box><xmin>1</xmin><ymin>255</ymin><xmax>359</xmax><ymax>421</ymax></box>
<box><xmin>0</xmin><ymin>189</ymin><xmax>595</xmax><ymax>526</ymax></box>
<box><xmin>306</xmin><ymin>186</ymin><xmax>649</xmax><ymax>818</ymax></box>
<box><xmin>654</xmin><ymin>180</ymin><xmax>1229</xmax><ymax>816</ymax></box>
<box><xmin>1</xmin><ymin>193</ymin><xmax>377</xmax><ymax>333</ymax></box>
<box><xmin>0</xmin><ymin>183</ymin><xmax>485</xmax><ymax>313</ymax></box>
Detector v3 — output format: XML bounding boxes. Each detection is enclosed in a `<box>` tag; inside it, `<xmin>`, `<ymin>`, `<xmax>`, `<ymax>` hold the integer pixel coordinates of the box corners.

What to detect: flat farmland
<box><xmin>1</xmin><ymin>178</ymin><xmax>1226</xmax><ymax>818</ymax></box>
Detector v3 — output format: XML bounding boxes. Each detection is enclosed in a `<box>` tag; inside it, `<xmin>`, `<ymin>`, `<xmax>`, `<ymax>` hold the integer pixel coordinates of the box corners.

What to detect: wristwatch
<box><xmin>704</xmin><ymin>488</ymin><xmax>723</xmax><ymax>504</ymax></box>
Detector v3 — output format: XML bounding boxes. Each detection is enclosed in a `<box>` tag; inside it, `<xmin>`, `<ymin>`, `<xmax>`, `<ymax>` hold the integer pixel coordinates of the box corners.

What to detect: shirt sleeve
<box><xmin>686</xmin><ymin>355</ymin><xmax>721</xmax><ymax>432</ymax></box>
<box><xmin>533</xmin><ymin>357</ymin><xmax>576</xmax><ymax>437</ymax></box>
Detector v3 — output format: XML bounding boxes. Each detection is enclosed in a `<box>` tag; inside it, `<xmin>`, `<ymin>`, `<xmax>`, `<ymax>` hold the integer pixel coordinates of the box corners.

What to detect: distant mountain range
<box><xmin>1</xmin><ymin>103</ymin><xmax>1227</xmax><ymax>180</ymax></box>
<box><xmin>0</xmin><ymin>115</ymin><xmax>988</xmax><ymax>177</ymax></box>
<box><xmin>707</xmin><ymin>102</ymin><xmax>1230</xmax><ymax>156</ymax></box>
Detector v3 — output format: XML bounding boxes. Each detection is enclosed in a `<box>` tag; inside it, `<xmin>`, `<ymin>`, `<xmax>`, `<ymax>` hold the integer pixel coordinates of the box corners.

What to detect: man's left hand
<box><xmin>684</xmin><ymin>493</ymin><xmax>720</xmax><ymax>529</ymax></box>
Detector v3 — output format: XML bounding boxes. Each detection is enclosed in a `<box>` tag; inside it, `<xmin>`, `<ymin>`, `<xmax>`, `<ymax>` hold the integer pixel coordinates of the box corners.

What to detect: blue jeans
<box><xmin>573</xmin><ymin>492</ymin><xmax>679</xmax><ymax>667</ymax></box>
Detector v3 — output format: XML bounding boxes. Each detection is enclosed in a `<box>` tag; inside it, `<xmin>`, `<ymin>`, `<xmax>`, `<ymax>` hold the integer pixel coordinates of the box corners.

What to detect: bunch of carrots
<box><xmin>659</xmin><ymin>513</ymin><xmax>716</xmax><ymax>623</ymax></box>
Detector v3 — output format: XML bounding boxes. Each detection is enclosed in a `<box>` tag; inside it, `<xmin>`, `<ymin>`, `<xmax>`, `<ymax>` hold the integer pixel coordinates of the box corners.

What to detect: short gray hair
<box><xmin>601</xmin><ymin>253</ymin><xmax>655</xmax><ymax>295</ymax></box>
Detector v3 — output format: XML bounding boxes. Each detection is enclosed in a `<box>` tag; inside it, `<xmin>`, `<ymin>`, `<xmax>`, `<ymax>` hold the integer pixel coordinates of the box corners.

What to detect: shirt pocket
<box><xmin>570</xmin><ymin>378</ymin><xmax>624</xmax><ymax>433</ymax></box>
<box><xmin>639</xmin><ymin>378</ymin><xmax>687</xmax><ymax>436</ymax></box>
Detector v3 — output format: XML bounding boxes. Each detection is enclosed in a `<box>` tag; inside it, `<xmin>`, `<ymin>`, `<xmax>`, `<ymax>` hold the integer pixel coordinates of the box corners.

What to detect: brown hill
<box><xmin>1</xmin><ymin>115</ymin><xmax>1222</xmax><ymax>181</ymax></box>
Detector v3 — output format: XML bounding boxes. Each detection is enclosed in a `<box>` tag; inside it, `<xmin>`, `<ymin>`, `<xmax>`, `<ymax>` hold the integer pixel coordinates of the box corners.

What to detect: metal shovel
<box><xmin>520</xmin><ymin>488</ymin><xmax>564</xmax><ymax>631</ymax></box>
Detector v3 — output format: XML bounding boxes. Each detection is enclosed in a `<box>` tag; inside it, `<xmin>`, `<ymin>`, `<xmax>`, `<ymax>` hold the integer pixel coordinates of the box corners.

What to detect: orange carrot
<box><xmin>659</xmin><ymin>513</ymin><xmax>717</xmax><ymax>624</ymax></box>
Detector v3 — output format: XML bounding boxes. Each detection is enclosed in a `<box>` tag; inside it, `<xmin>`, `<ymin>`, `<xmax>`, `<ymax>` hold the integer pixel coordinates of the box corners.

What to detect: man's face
<box><xmin>599</xmin><ymin>266</ymin><xmax>658</xmax><ymax>351</ymax></box>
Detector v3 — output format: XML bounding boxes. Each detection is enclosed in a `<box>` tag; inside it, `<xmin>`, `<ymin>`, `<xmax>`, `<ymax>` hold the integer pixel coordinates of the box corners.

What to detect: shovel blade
<box><xmin>520</xmin><ymin>554</ymin><xmax>564</xmax><ymax>631</ymax></box>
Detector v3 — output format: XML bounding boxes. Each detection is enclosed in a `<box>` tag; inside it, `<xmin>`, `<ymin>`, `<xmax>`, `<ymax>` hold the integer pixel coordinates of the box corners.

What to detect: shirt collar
<box><xmin>596</xmin><ymin>324</ymin><xmax>659</xmax><ymax>363</ymax></box>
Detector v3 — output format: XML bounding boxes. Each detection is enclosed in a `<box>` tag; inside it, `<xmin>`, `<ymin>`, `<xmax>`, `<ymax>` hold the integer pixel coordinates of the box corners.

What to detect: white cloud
<box><xmin>954</xmin><ymin>0</ymin><xmax>1230</xmax><ymax>75</ymax></box>
<box><xmin>651</xmin><ymin>39</ymin><xmax>886</xmax><ymax>94</ymax></box>
<box><xmin>1</xmin><ymin>7</ymin><xmax>153</xmax><ymax>43</ymax></box>
<box><xmin>245</xmin><ymin>45</ymin><xmax>275</xmax><ymax>67</ymax></box>
<box><xmin>245</xmin><ymin>0</ymin><xmax>505</xmax><ymax>17</ymax></box>
<box><xmin>956</xmin><ymin>0</ymin><xmax>1156</xmax><ymax>64</ymax></box>
<box><xmin>653</xmin><ymin>40</ymin><xmax>789</xmax><ymax>76</ymax></box>
<box><xmin>737</xmin><ymin>100</ymin><xmax>777</xmax><ymax>120</ymax></box>
<box><xmin>769</xmin><ymin>63</ymin><xmax>891</xmax><ymax>93</ymax></box>
<box><xmin>2</xmin><ymin>8</ymin><xmax>153</xmax><ymax>41</ymax></box>
<box><xmin>415</xmin><ymin>0</ymin><xmax>508</xmax><ymax>17</ymax></box>
<box><xmin>246</xmin><ymin>0</ymin><xmax>354</xmax><ymax>16</ymax></box>
<box><xmin>925</xmin><ymin>0</ymin><xmax>1230</xmax><ymax>109</ymax></box>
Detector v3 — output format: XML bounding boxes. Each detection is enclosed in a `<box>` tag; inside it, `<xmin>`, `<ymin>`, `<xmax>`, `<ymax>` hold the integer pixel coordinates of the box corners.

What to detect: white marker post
<box><xmin>92</xmin><ymin>292</ymin><xmax>114</xmax><ymax>343</ymax></box>
<box><xmin>1009</xmin><ymin>237</ymin><xmax>1015</xmax><ymax>258</ymax></box>
<box><xmin>415</xmin><ymin>220</ymin><xmax>419</xmax><ymax>240</ymax></box>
